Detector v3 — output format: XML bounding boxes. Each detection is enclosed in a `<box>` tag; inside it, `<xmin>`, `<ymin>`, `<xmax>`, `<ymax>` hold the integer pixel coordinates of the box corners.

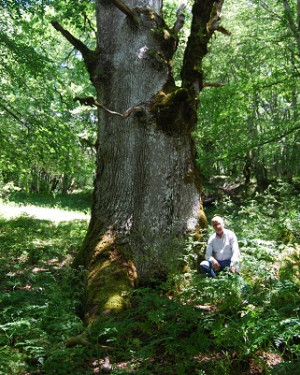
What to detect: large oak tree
<box><xmin>53</xmin><ymin>0</ymin><xmax>228</xmax><ymax>321</ymax></box>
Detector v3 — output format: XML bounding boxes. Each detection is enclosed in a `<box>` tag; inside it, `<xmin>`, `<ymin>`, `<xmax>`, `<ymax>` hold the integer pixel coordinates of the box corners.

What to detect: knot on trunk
<box><xmin>150</xmin><ymin>88</ymin><xmax>197</xmax><ymax>135</ymax></box>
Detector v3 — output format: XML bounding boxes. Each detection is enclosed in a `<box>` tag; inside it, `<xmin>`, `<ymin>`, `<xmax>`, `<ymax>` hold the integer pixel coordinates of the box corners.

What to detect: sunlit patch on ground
<box><xmin>0</xmin><ymin>201</ymin><xmax>90</xmax><ymax>223</ymax></box>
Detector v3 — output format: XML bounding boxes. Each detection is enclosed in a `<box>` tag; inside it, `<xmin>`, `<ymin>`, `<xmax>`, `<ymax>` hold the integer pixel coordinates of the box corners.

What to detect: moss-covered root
<box><xmin>84</xmin><ymin>230</ymin><xmax>137</xmax><ymax>323</ymax></box>
<box><xmin>190</xmin><ymin>203</ymin><xmax>208</xmax><ymax>265</ymax></box>
<box><xmin>198</xmin><ymin>203</ymin><xmax>208</xmax><ymax>229</ymax></box>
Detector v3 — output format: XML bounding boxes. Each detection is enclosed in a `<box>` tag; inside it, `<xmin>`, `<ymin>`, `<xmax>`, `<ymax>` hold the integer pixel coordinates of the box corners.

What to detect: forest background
<box><xmin>0</xmin><ymin>0</ymin><xmax>299</xmax><ymax>374</ymax></box>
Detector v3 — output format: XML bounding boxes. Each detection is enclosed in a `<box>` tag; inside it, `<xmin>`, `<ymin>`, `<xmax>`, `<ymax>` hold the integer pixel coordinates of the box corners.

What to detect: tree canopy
<box><xmin>0</xmin><ymin>0</ymin><xmax>299</xmax><ymax>193</ymax></box>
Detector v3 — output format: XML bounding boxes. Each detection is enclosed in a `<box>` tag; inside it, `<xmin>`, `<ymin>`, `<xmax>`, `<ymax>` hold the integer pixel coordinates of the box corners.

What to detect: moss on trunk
<box><xmin>151</xmin><ymin>87</ymin><xmax>197</xmax><ymax>135</ymax></box>
<box><xmin>81</xmin><ymin>230</ymin><xmax>137</xmax><ymax>323</ymax></box>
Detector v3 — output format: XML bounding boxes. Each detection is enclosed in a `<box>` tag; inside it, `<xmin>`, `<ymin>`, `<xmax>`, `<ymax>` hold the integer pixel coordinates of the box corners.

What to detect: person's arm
<box><xmin>206</xmin><ymin>236</ymin><xmax>220</xmax><ymax>270</ymax></box>
<box><xmin>230</xmin><ymin>232</ymin><xmax>240</xmax><ymax>270</ymax></box>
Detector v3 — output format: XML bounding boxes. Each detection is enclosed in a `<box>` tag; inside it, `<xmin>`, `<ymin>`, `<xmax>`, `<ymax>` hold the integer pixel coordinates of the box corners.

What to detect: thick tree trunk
<box><xmin>74</xmin><ymin>0</ymin><xmax>202</xmax><ymax>319</ymax></box>
<box><xmin>56</xmin><ymin>0</ymin><xmax>221</xmax><ymax>321</ymax></box>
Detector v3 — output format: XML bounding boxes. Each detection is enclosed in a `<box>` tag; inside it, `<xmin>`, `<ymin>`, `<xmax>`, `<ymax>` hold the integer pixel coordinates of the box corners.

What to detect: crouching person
<box><xmin>200</xmin><ymin>216</ymin><xmax>240</xmax><ymax>278</ymax></box>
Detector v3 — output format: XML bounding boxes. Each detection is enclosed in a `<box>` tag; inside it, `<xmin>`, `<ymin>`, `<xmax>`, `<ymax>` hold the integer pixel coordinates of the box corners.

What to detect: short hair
<box><xmin>211</xmin><ymin>216</ymin><xmax>224</xmax><ymax>224</ymax></box>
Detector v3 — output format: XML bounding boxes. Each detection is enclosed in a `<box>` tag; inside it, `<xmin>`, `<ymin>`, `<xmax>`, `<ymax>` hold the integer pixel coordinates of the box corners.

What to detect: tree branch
<box><xmin>203</xmin><ymin>82</ymin><xmax>226</xmax><ymax>87</ymax></box>
<box><xmin>260</xmin><ymin>0</ymin><xmax>281</xmax><ymax>20</ymax></box>
<box><xmin>172</xmin><ymin>3</ymin><xmax>187</xmax><ymax>33</ymax></box>
<box><xmin>51</xmin><ymin>21</ymin><xmax>92</xmax><ymax>58</ymax></box>
<box><xmin>216</xmin><ymin>26</ymin><xmax>231</xmax><ymax>36</ymax></box>
<box><xmin>180</xmin><ymin>0</ymin><xmax>227</xmax><ymax>98</ymax></box>
<box><xmin>83</xmin><ymin>12</ymin><xmax>97</xmax><ymax>35</ymax></box>
<box><xmin>109</xmin><ymin>0</ymin><xmax>136</xmax><ymax>19</ymax></box>
<box><xmin>215</xmin><ymin>125</ymin><xmax>300</xmax><ymax>162</ymax></box>
<box><xmin>206</xmin><ymin>0</ymin><xmax>224</xmax><ymax>33</ymax></box>
<box><xmin>0</xmin><ymin>99</ymin><xmax>31</xmax><ymax>133</ymax></box>
<box><xmin>251</xmin><ymin>125</ymin><xmax>300</xmax><ymax>149</ymax></box>
<box><xmin>51</xmin><ymin>21</ymin><xmax>99</xmax><ymax>80</ymax></box>
<box><xmin>0</xmin><ymin>101</ymin><xmax>23</xmax><ymax>123</ymax></box>
<box><xmin>74</xmin><ymin>96</ymin><xmax>143</xmax><ymax>119</ymax></box>
<box><xmin>79</xmin><ymin>137</ymin><xmax>96</xmax><ymax>150</ymax></box>
<box><xmin>255</xmin><ymin>74</ymin><xmax>299</xmax><ymax>90</ymax></box>
<box><xmin>206</xmin><ymin>0</ymin><xmax>231</xmax><ymax>35</ymax></box>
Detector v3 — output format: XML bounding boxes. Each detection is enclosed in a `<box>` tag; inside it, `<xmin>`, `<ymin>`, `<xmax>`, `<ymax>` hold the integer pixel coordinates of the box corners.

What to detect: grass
<box><xmin>0</xmin><ymin>192</ymin><xmax>91</xmax><ymax>374</ymax></box>
<box><xmin>0</xmin><ymin>184</ymin><xmax>299</xmax><ymax>374</ymax></box>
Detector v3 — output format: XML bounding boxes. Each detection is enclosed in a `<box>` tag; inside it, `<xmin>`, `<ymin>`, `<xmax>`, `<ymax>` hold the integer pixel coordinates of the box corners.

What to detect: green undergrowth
<box><xmin>0</xmin><ymin>183</ymin><xmax>299</xmax><ymax>374</ymax></box>
<box><xmin>0</xmin><ymin>193</ymin><xmax>90</xmax><ymax>375</ymax></box>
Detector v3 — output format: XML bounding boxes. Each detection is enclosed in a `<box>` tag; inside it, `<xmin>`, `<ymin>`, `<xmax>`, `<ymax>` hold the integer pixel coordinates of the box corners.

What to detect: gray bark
<box><xmin>90</xmin><ymin>0</ymin><xmax>201</xmax><ymax>280</ymax></box>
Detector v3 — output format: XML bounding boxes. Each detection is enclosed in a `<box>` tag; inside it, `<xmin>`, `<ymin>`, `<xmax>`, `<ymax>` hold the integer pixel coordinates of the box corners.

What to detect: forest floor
<box><xmin>0</xmin><ymin>185</ymin><xmax>299</xmax><ymax>375</ymax></box>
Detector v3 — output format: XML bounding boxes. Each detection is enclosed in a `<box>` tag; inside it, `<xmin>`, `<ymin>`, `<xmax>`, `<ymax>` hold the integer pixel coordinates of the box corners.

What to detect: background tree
<box><xmin>0</xmin><ymin>0</ymin><xmax>96</xmax><ymax>193</ymax></box>
<box><xmin>197</xmin><ymin>0</ymin><xmax>299</xmax><ymax>191</ymax></box>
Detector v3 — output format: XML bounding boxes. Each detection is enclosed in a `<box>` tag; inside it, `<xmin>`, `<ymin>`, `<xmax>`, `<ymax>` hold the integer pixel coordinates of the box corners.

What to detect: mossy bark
<box><xmin>84</xmin><ymin>230</ymin><xmax>137</xmax><ymax>320</ymax></box>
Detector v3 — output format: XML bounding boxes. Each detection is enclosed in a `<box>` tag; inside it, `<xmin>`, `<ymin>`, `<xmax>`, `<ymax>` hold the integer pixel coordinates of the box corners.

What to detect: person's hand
<box><xmin>211</xmin><ymin>259</ymin><xmax>220</xmax><ymax>270</ymax></box>
<box><xmin>230</xmin><ymin>265</ymin><xmax>236</xmax><ymax>273</ymax></box>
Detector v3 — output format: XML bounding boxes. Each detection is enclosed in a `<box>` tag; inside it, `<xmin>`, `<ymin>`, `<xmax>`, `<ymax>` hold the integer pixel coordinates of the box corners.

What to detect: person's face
<box><xmin>212</xmin><ymin>219</ymin><xmax>224</xmax><ymax>236</ymax></box>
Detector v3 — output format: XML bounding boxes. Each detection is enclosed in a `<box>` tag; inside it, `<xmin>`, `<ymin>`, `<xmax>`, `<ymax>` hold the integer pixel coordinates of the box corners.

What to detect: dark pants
<box><xmin>200</xmin><ymin>259</ymin><xmax>231</xmax><ymax>278</ymax></box>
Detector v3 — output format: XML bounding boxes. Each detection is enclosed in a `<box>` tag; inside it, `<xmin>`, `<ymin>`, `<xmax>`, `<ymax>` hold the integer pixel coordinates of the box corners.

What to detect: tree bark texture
<box><xmin>67</xmin><ymin>0</ymin><xmax>222</xmax><ymax>320</ymax></box>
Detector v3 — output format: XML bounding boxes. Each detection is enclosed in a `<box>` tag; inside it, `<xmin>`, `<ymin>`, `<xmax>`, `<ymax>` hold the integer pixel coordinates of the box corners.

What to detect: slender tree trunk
<box><xmin>286</xmin><ymin>52</ymin><xmax>299</xmax><ymax>181</ymax></box>
<box><xmin>247</xmin><ymin>95</ymin><xmax>270</xmax><ymax>191</ymax></box>
<box><xmin>30</xmin><ymin>166</ymin><xmax>39</xmax><ymax>193</ymax></box>
<box><xmin>282</xmin><ymin>0</ymin><xmax>300</xmax><ymax>55</ymax></box>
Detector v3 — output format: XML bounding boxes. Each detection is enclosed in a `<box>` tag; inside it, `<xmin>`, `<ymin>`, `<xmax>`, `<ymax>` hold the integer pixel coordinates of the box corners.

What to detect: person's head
<box><xmin>211</xmin><ymin>216</ymin><xmax>225</xmax><ymax>236</ymax></box>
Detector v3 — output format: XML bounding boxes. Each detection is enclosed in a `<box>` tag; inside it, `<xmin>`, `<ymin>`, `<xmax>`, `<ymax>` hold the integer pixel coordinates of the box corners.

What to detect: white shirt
<box><xmin>206</xmin><ymin>228</ymin><xmax>240</xmax><ymax>267</ymax></box>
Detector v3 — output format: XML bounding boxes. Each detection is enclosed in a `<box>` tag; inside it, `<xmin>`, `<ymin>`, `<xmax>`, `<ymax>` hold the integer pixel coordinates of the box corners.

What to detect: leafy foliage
<box><xmin>0</xmin><ymin>0</ymin><xmax>96</xmax><ymax>193</ymax></box>
<box><xmin>197</xmin><ymin>0</ymin><xmax>300</xmax><ymax>186</ymax></box>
